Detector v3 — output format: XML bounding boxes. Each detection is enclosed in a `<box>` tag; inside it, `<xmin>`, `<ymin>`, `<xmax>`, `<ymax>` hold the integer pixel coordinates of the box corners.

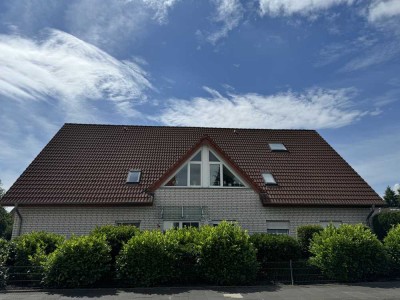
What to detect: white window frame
<box><xmin>163</xmin><ymin>221</ymin><xmax>200</xmax><ymax>231</ymax></box>
<box><xmin>163</xmin><ymin>146</ymin><xmax>247</xmax><ymax>189</ymax></box>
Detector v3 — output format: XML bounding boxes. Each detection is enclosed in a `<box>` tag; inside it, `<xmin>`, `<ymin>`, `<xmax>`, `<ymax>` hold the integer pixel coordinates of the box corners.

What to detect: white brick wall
<box><xmin>12</xmin><ymin>187</ymin><xmax>371</xmax><ymax>238</ymax></box>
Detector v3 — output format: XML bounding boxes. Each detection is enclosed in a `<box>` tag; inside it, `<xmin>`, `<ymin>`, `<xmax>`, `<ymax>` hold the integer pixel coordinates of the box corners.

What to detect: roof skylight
<box><xmin>269</xmin><ymin>143</ymin><xmax>287</xmax><ymax>151</ymax></box>
<box><xmin>262</xmin><ymin>172</ymin><xmax>277</xmax><ymax>185</ymax></box>
<box><xmin>127</xmin><ymin>170</ymin><xmax>141</xmax><ymax>183</ymax></box>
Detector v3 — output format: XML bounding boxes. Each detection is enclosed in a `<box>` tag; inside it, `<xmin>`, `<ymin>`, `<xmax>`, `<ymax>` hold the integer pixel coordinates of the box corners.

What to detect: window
<box><xmin>266</xmin><ymin>221</ymin><xmax>289</xmax><ymax>235</ymax></box>
<box><xmin>166</xmin><ymin>164</ymin><xmax>188</xmax><ymax>186</ymax></box>
<box><xmin>269</xmin><ymin>143</ymin><xmax>287</xmax><ymax>151</ymax></box>
<box><xmin>165</xmin><ymin>147</ymin><xmax>245</xmax><ymax>188</ymax></box>
<box><xmin>166</xmin><ymin>151</ymin><xmax>202</xmax><ymax>187</ymax></box>
<box><xmin>262</xmin><ymin>172</ymin><xmax>277</xmax><ymax>185</ymax></box>
<box><xmin>126</xmin><ymin>170</ymin><xmax>141</xmax><ymax>183</ymax></box>
<box><xmin>190</xmin><ymin>163</ymin><xmax>201</xmax><ymax>186</ymax></box>
<box><xmin>116</xmin><ymin>220</ymin><xmax>141</xmax><ymax>228</ymax></box>
<box><xmin>163</xmin><ymin>221</ymin><xmax>199</xmax><ymax>231</ymax></box>
<box><xmin>208</xmin><ymin>150</ymin><xmax>244</xmax><ymax>187</ymax></box>
<box><xmin>320</xmin><ymin>221</ymin><xmax>343</xmax><ymax>228</ymax></box>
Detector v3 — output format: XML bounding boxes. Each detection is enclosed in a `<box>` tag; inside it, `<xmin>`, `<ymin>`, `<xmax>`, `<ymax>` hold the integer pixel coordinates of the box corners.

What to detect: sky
<box><xmin>0</xmin><ymin>0</ymin><xmax>399</xmax><ymax>197</ymax></box>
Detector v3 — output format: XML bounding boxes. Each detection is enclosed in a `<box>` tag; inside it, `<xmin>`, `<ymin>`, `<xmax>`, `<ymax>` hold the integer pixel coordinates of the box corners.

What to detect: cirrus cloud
<box><xmin>158</xmin><ymin>87</ymin><xmax>368</xmax><ymax>129</ymax></box>
<box><xmin>258</xmin><ymin>0</ymin><xmax>355</xmax><ymax>17</ymax></box>
<box><xmin>0</xmin><ymin>29</ymin><xmax>153</xmax><ymax>120</ymax></box>
<box><xmin>368</xmin><ymin>0</ymin><xmax>400</xmax><ymax>22</ymax></box>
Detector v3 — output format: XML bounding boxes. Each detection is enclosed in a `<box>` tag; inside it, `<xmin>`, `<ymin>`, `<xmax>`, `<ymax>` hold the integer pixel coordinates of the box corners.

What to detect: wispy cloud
<box><xmin>65</xmin><ymin>0</ymin><xmax>179</xmax><ymax>51</ymax></box>
<box><xmin>0</xmin><ymin>29</ymin><xmax>152</xmax><ymax>121</ymax></box>
<box><xmin>258</xmin><ymin>0</ymin><xmax>355</xmax><ymax>17</ymax></box>
<box><xmin>1</xmin><ymin>0</ymin><xmax>180</xmax><ymax>53</ymax></box>
<box><xmin>158</xmin><ymin>87</ymin><xmax>368</xmax><ymax>129</ymax></box>
<box><xmin>340</xmin><ymin>40</ymin><xmax>400</xmax><ymax>71</ymax></box>
<box><xmin>0</xmin><ymin>28</ymin><xmax>156</xmax><ymax>189</ymax></box>
<box><xmin>368</xmin><ymin>0</ymin><xmax>400</xmax><ymax>22</ymax></box>
<box><xmin>206</xmin><ymin>0</ymin><xmax>244</xmax><ymax>44</ymax></box>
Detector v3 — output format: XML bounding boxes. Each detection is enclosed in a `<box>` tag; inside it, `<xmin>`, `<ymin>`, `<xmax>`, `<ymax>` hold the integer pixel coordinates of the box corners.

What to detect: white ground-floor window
<box><xmin>319</xmin><ymin>221</ymin><xmax>343</xmax><ymax>228</ymax></box>
<box><xmin>266</xmin><ymin>220</ymin><xmax>290</xmax><ymax>235</ymax></box>
<box><xmin>163</xmin><ymin>221</ymin><xmax>200</xmax><ymax>231</ymax></box>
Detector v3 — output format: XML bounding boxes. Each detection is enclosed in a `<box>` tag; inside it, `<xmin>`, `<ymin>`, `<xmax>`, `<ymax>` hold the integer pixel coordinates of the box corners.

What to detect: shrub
<box><xmin>197</xmin><ymin>222</ymin><xmax>258</xmax><ymax>285</ymax></box>
<box><xmin>91</xmin><ymin>225</ymin><xmax>140</xmax><ymax>261</ymax></box>
<box><xmin>8</xmin><ymin>231</ymin><xmax>65</xmax><ymax>267</ymax></box>
<box><xmin>116</xmin><ymin>230</ymin><xmax>173</xmax><ymax>287</ymax></box>
<box><xmin>373</xmin><ymin>211</ymin><xmax>400</xmax><ymax>240</ymax></box>
<box><xmin>164</xmin><ymin>227</ymin><xmax>200</xmax><ymax>283</ymax></box>
<box><xmin>309</xmin><ymin>224</ymin><xmax>386</xmax><ymax>281</ymax></box>
<box><xmin>6</xmin><ymin>231</ymin><xmax>64</xmax><ymax>284</ymax></box>
<box><xmin>297</xmin><ymin>225</ymin><xmax>324</xmax><ymax>257</ymax></box>
<box><xmin>250</xmin><ymin>233</ymin><xmax>301</xmax><ymax>275</ymax></box>
<box><xmin>43</xmin><ymin>235</ymin><xmax>111</xmax><ymax>288</ymax></box>
<box><xmin>384</xmin><ymin>224</ymin><xmax>400</xmax><ymax>275</ymax></box>
<box><xmin>0</xmin><ymin>239</ymin><xmax>9</xmax><ymax>289</ymax></box>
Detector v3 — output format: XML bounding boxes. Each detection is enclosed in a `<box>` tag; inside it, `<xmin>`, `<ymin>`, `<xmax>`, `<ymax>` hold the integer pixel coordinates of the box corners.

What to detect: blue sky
<box><xmin>0</xmin><ymin>0</ymin><xmax>399</xmax><ymax>196</ymax></box>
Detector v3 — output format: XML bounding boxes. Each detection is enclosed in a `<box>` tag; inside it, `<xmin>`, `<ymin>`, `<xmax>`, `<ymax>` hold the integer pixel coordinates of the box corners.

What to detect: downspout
<box><xmin>14</xmin><ymin>203</ymin><xmax>23</xmax><ymax>238</ymax></box>
<box><xmin>366</xmin><ymin>205</ymin><xmax>375</xmax><ymax>229</ymax></box>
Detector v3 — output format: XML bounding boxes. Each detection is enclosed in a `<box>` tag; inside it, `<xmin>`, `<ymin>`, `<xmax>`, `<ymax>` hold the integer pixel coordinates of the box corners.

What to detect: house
<box><xmin>0</xmin><ymin>124</ymin><xmax>384</xmax><ymax>238</ymax></box>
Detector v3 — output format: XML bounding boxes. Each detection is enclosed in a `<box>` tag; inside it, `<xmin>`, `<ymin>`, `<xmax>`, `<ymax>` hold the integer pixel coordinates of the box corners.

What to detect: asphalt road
<box><xmin>1</xmin><ymin>281</ymin><xmax>400</xmax><ymax>299</ymax></box>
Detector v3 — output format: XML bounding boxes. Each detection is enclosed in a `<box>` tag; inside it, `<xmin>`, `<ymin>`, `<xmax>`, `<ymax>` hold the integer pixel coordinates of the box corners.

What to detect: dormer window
<box><xmin>165</xmin><ymin>147</ymin><xmax>245</xmax><ymax>188</ymax></box>
<box><xmin>269</xmin><ymin>143</ymin><xmax>287</xmax><ymax>152</ymax></box>
<box><xmin>127</xmin><ymin>170</ymin><xmax>141</xmax><ymax>183</ymax></box>
<box><xmin>262</xmin><ymin>172</ymin><xmax>277</xmax><ymax>185</ymax></box>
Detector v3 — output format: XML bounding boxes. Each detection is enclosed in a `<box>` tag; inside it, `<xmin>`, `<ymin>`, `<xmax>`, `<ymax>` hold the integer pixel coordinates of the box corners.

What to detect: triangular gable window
<box><xmin>164</xmin><ymin>147</ymin><xmax>245</xmax><ymax>188</ymax></box>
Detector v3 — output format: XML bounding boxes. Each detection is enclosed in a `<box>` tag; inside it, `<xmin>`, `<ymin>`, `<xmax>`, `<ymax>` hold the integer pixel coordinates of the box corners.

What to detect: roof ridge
<box><xmin>63</xmin><ymin>123</ymin><xmax>317</xmax><ymax>132</ymax></box>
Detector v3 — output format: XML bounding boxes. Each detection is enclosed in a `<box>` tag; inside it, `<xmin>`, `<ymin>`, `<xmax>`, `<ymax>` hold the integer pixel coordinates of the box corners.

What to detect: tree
<box><xmin>0</xmin><ymin>180</ymin><xmax>12</xmax><ymax>240</ymax></box>
<box><xmin>383</xmin><ymin>186</ymin><xmax>399</xmax><ymax>207</ymax></box>
<box><xmin>397</xmin><ymin>187</ymin><xmax>400</xmax><ymax>206</ymax></box>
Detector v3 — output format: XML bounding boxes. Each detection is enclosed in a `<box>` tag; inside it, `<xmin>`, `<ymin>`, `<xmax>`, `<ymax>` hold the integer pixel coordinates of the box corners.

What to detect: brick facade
<box><xmin>12</xmin><ymin>187</ymin><xmax>371</xmax><ymax>238</ymax></box>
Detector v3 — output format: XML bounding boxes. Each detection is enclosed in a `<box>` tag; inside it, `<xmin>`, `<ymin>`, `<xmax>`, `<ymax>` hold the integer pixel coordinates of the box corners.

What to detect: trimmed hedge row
<box><xmin>196</xmin><ymin>222</ymin><xmax>258</xmax><ymax>285</ymax></box>
<box><xmin>116</xmin><ymin>223</ymin><xmax>259</xmax><ymax>286</ymax></box>
<box><xmin>2</xmin><ymin>222</ymin><xmax>400</xmax><ymax>287</ymax></box>
<box><xmin>309</xmin><ymin>224</ymin><xmax>386</xmax><ymax>281</ymax></box>
<box><xmin>43</xmin><ymin>235</ymin><xmax>111</xmax><ymax>288</ymax></box>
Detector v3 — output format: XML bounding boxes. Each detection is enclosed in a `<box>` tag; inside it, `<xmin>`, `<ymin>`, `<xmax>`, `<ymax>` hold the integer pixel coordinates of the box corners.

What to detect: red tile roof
<box><xmin>0</xmin><ymin>124</ymin><xmax>384</xmax><ymax>207</ymax></box>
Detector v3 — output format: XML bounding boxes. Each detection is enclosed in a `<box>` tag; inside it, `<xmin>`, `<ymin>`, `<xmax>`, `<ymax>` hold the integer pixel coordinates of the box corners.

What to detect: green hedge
<box><xmin>250</xmin><ymin>233</ymin><xmax>301</xmax><ymax>276</ymax></box>
<box><xmin>43</xmin><ymin>235</ymin><xmax>111</xmax><ymax>288</ymax></box>
<box><xmin>8</xmin><ymin>231</ymin><xmax>65</xmax><ymax>267</ymax></box>
<box><xmin>198</xmin><ymin>222</ymin><xmax>259</xmax><ymax>285</ymax></box>
<box><xmin>0</xmin><ymin>239</ymin><xmax>8</xmax><ymax>289</ymax></box>
<box><xmin>116</xmin><ymin>230</ymin><xmax>173</xmax><ymax>287</ymax></box>
<box><xmin>297</xmin><ymin>225</ymin><xmax>323</xmax><ymax>257</ymax></box>
<box><xmin>373</xmin><ymin>211</ymin><xmax>400</xmax><ymax>240</ymax></box>
<box><xmin>7</xmin><ymin>231</ymin><xmax>64</xmax><ymax>284</ymax></box>
<box><xmin>310</xmin><ymin>224</ymin><xmax>386</xmax><ymax>281</ymax></box>
<box><xmin>165</xmin><ymin>227</ymin><xmax>200</xmax><ymax>283</ymax></box>
<box><xmin>384</xmin><ymin>224</ymin><xmax>400</xmax><ymax>275</ymax></box>
<box><xmin>91</xmin><ymin>225</ymin><xmax>140</xmax><ymax>262</ymax></box>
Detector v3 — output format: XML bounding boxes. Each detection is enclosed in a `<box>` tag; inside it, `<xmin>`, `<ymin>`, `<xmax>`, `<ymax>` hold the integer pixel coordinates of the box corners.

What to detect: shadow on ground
<box><xmin>43</xmin><ymin>284</ymin><xmax>281</xmax><ymax>298</ymax></box>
